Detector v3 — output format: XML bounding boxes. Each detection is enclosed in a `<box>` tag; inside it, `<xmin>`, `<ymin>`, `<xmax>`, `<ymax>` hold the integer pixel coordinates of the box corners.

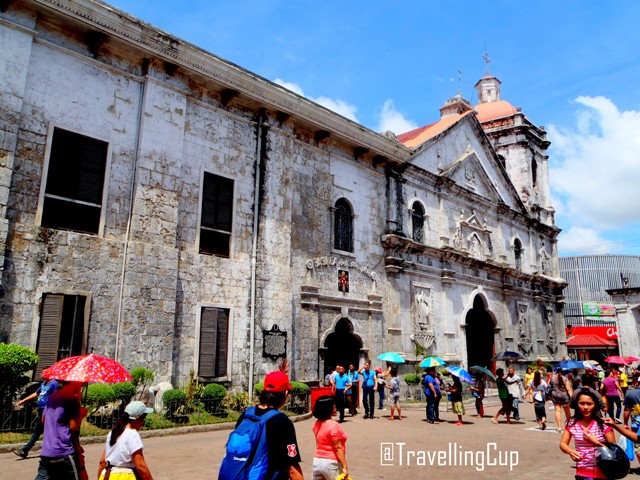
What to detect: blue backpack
<box><xmin>218</xmin><ymin>406</ymin><xmax>280</xmax><ymax>480</ymax></box>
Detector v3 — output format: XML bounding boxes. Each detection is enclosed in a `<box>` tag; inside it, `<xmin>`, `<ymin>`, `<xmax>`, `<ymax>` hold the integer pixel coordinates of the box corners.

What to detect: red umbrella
<box><xmin>604</xmin><ymin>355</ymin><xmax>630</xmax><ymax>365</ymax></box>
<box><xmin>625</xmin><ymin>356</ymin><xmax>640</xmax><ymax>363</ymax></box>
<box><xmin>42</xmin><ymin>354</ymin><xmax>132</xmax><ymax>383</ymax></box>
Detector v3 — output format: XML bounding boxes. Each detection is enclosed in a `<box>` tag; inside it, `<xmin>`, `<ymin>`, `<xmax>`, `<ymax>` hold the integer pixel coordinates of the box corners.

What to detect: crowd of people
<box><xmin>12</xmin><ymin>360</ymin><xmax>640</xmax><ymax>480</ymax></box>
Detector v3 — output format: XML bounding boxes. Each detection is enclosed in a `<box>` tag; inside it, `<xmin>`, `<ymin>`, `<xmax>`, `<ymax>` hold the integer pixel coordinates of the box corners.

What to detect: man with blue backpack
<box><xmin>218</xmin><ymin>371</ymin><xmax>304</xmax><ymax>480</ymax></box>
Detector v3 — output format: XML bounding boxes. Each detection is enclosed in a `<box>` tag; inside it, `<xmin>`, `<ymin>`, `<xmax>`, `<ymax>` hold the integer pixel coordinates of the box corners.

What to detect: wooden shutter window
<box><xmin>215</xmin><ymin>309</ymin><xmax>229</xmax><ymax>377</ymax></box>
<box><xmin>35</xmin><ymin>294</ymin><xmax>64</xmax><ymax>380</ymax></box>
<box><xmin>199</xmin><ymin>308</ymin><xmax>218</xmax><ymax>378</ymax></box>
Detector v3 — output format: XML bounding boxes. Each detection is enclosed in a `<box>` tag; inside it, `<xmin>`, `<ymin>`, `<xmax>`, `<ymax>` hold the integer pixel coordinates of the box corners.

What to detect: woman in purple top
<box><xmin>600</xmin><ymin>368</ymin><xmax>624</xmax><ymax>422</ymax></box>
<box><xmin>35</xmin><ymin>381</ymin><xmax>88</xmax><ymax>480</ymax></box>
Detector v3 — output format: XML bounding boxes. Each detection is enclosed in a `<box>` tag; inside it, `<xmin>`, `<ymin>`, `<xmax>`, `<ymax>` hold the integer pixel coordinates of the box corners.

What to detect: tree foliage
<box><xmin>0</xmin><ymin>343</ymin><xmax>38</xmax><ymax>409</ymax></box>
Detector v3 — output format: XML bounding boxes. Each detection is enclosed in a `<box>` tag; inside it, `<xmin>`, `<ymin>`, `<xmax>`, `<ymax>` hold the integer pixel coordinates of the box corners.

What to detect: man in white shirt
<box><xmin>505</xmin><ymin>367</ymin><xmax>525</xmax><ymax>421</ymax></box>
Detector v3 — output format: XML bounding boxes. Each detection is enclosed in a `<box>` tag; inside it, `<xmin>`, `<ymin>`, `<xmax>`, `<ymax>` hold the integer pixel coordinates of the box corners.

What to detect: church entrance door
<box><xmin>323</xmin><ymin>318</ymin><xmax>362</xmax><ymax>376</ymax></box>
<box><xmin>465</xmin><ymin>296</ymin><xmax>495</xmax><ymax>370</ymax></box>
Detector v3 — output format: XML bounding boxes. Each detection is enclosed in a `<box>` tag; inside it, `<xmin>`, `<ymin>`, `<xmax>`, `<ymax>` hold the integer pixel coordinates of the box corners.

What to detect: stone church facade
<box><xmin>0</xmin><ymin>0</ymin><xmax>567</xmax><ymax>389</ymax></box>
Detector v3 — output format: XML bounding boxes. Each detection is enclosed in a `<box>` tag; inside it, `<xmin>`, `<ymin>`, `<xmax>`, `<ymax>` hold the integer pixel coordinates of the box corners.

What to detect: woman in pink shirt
<box><xmin>560</xmin><ymin>389</ymin><xmax>615</xmax><ymax>479</ymax></box>
<box><xmin>312</xmin><ymin>396</ymin><xmax>348</xmax><ymax>480</ymax></box>
<box><xmin>600</xmin><ymin>368</ymin><xmax>624</xmax><ymax>422</ymax></box>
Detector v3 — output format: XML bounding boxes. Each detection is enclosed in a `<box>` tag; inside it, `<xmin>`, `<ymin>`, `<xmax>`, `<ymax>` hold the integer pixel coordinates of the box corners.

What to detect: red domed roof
<box><xmin>474</xmin><ymin>100</ymin><xmax>518</xmax><ymax>122</ymax></box>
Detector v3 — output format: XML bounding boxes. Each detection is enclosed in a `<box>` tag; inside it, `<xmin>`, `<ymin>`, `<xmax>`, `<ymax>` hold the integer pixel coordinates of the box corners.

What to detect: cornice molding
<box><xmin>32</xmin><ymin>0</ymin><xmax>411</xmax><ymax>162</ymax></box>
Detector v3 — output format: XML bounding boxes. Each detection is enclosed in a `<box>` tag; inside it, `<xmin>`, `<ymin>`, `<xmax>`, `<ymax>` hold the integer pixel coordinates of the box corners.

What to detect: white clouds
<box><xmin>376</xmin><ymin>99</ymin><xmax>418</xmax><ymax>135</ymax></box>
<box><xmin>549</xmin><ymin>97</ymin><xmax>640</xmax><ymax>233</ymax></box>
<box><xmin>556</xmin><ymin>226</ymin><xmax>613</xmax><ymax>255</ymax></box>
<box><xmin>273</xmin><ymin>78</ymin><xmax>358</xmax><ymax>122</ymax></box>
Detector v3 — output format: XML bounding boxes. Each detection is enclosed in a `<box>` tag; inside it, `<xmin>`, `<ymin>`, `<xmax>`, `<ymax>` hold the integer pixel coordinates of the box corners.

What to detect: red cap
<box><xmin>375</xmin><ymin>367</ymin><xmax>382</xmax><ymax>373</ymax></box>
<box><xmin>263</xmin><ymin>371</ymin><xmax>292</xmax><ymax>392</ymax></box>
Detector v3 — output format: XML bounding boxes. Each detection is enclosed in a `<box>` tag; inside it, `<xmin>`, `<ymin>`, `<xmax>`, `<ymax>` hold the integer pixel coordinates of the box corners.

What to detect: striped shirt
<box><xmin>566</xmin><ymin>419</ymin><xmax>612</xmax><ymax>479</ymax></box>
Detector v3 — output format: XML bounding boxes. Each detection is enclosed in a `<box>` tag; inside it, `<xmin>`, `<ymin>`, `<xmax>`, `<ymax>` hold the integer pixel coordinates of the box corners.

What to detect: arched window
<box><xmin>334</xmin><ymin>198</ymin><xmax>353</xmax><ymax>252</ymax></box>
<box><xmin>531</xmin><ymin>158</ymin><xmax>538</xmax><ymax>187</ymax></box>
<box><xmin>411</xmin><ymin>201</ymin><xmax>425</xmax><ymax>243</ymax></box>
<box><xmin>514</xmin><ymin>239</ymin><xmax>523</xmax><ymax>270</ymax></box>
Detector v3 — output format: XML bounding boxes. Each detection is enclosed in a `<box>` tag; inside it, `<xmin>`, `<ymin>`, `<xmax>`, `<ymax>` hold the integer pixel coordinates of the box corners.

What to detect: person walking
<box><xmin>385</xmin><ymin>367</ymin><xmax>401</xmax><ymax>420</ymax></box>
<box><xmin>345</xmin><ymin>364</ymin><xmax>360</xmax><ymax>416</ymax></box>
<box><xmin>331</xmin><ymin>366</ymin><xmax>351</xmax><ymax>423</ymax></box>
<box><xmin>523</xmin><ymin>368</ymin><xmax>534</xmax><ymax>402</ymax></box>
<box><xmin>97</xmin><ymin>401</ymin><xmax>154</xmax><ymax>480</ymax></box>
<box><xmin>423</xmin><ymin>367</ymin><xmax>439</xmax><ymax>423</ymax></box>
<box><xmin>35</xmin><ymin>381</ymin><xmax>88</xmax><ymax>480</ymax></box>
<box><xmin>550</xmin><ymin>368</ymin><xmax>573</xmax><ymax>432</ymax></box>
<box><xmin>219</xmin><ymin>371</ymin><xmax>304</xmax><ymax>480</ymax></box>
<box><xmin>505</xmin><ymin>367</ymin><xmax>525</xmax><ymax>421</ymax></box>
<box><xmin>311</xmin><ymin>396</ymin><xmax>349</xmax><ymax>480</ymax></box>
<box><xmin>560</xmin><ymin>389</ymin><xmax>615</xmax><ymax>480</ymax></box>
<box><xmin>571</xmin><ymin>371</ymin><xmax>606</xmax><ymax>413</ymax></box>
<box><xmin>376</xmin><ymin>366</ymin><xmax>389</xmax><ymax>410</ymax></box>
<box><xmin>446</xmin><ymin>374</ymin><xmax>465</xmax><ymax>426</ymax></box>
<box><xmin>13</xmin><ymin>378</ymin><xmax>60</xmax><ymax>459</ymax></box>
<box><xmin>358</xmin><ymin>362</ymin><xmax>376</xmax><ymax>419</ymax></box>
<box><xmin>619</xmin><ymin>367</ymin><xmax>629</xmax><ymax>396</ymax></box>
<box><xmin>469</xmin><ymin>372</ymin><xmax>485</xmax><ymax>418</ymax></box>
<box><xmin>525</xmin><ymin>371</ymin><xmax>548</xmax><ymax>430</ymax></box>
<box><xmin>492</xmin><ymin>368</ymin><xmax>512</xmax><ymax>424</ymax></box>
<box><xmin>600</xmin><ymin>368</ymin><xmax>624</xmax><ymax>423</ymax></box>
<box><xmin>433</xmin><ymin>370</ymin><xmax>443</xmax><ymax>422</ymax></box>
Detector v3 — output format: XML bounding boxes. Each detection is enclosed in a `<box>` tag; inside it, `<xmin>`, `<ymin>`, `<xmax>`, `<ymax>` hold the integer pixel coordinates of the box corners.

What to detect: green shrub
<box><xmin>254</xmin><ymin>382</ymin><xmax>264</xmax><ymax>395</ymax></box>
<box><xmin>163</xmin><ymin>389</ymin><xmax>187</xmax><ymax>416</ymax></box>
<box><xmin>86</xmin><ymin>383</ymin><xmax>116</xmax><ymax>406</ymax></box>
<box><xmin>144</xmin><ymin>412</ymin><xmax>175</xmax><ymax>430</ymax></box>
<box><xmin>290</xmin><ymin>381</ymin><xmax>310</xmax><ymax>394</ymax></box>
<box><xmin>404</xmin><ymin>374</ymin><xmax>421</xmax><ymax>385</ymax></box>
<box><xmin>0</xmin><ymin>344</ymin><xmax>39</xmax><ymax>409</ymax></box>
<box><xmin>202</xmin><ymin>383</ymin><xmax>227</xmax><ymax>400</ymax></box>
<box><xmin>112</xmin><ymin>382</ymin><xmax>136</xmax><ymax>403</ymax></box>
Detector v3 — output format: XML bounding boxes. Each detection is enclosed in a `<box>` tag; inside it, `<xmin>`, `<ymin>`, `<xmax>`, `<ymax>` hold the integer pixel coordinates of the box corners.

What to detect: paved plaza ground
<box><xmin>2</xmin><ymin>401</ymin><xmax>640</xmax><ymax>479</ymax></box>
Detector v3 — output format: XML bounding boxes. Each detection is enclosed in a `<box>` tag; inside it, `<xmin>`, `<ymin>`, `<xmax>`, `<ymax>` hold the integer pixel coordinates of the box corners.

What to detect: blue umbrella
<box><xmin>492</xmin><ymin>350</ymin><xmax>526</xmax><ymax>361</ymax></box>
<box><xmin>556</xmin><ymin>359</ymin><xmax>585</xmax><ymax>370</ymax></box>
<box><xmin>420</xmin><ymin>356</ymin><xmax>446</xmax><ymax>368</ymax></box>
<box><xmin>377</xmin><ymin>352</ymin><xmax>405</xmax><ymax>364</ymax></box>
<box><xmin>445</xmin><ymin>365</ymin><xmax>473</xmax><ymax>384</ymax></box>
<box><xmin>469</xmin><ymin>365</ymin><xmax>496</xmax><ymax>381</ymax></box>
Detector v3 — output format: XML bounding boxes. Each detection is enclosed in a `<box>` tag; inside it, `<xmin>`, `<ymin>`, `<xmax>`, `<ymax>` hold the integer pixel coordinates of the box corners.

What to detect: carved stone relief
<box><xmin>411</xmin><ymin>282</ymin><xmax>435</xmax><ymax>351</ymax></box>
<box><xmin>305</xmin><ymin>256</ymin><xmax>377</xmax><ymax>293</ymax></box>
<box><xmin>544</xmin><ymin>306</ymin><xmax>558</xmax><ymax>355</ymax></box>
<box><xmin>516</xmin><ymin>302</ymin><xmax>533</xmax><ymax>356</ymax></box>
<box><xmin>539</xmin><ymin>244</ymin><xmax>550</xmax><ymax>276</ymax></box>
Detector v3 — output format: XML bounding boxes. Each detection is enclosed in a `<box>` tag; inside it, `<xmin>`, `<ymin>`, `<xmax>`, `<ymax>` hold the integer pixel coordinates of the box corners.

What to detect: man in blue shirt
<box><xmin>359</xmin><ymin>362</ymin><xmax>377</xmax><ymax>419</ymax></box>
<box><xmin>14</xmin><ymin>378</ymin><xmax>60</xmax><ymax>459</ymax></box>
<box><xmin>331</xmin><ymin>365</ymin><xmax>351</xmax><ymax>423</ymax></box>
<box><xmin>423</xmin><ymin>367</ymin><xmax>439</xmax><ymax>424</ymax></box>
<box><xmin>346</xmin><ymin>364</ymin><xmax>360</xmax><ymax>416</ymax></box>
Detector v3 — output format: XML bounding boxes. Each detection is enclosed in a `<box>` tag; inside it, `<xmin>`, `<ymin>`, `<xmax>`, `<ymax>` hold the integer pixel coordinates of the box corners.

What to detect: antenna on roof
<box><xmin>483</xmin><ymin>44</ymin><xmax>491</xmax><ymax>76</ymax></box>
<box><xmin>457</xmin><ymin>69</ymin><xmax>463</xmax><ymax>95</ymax></box>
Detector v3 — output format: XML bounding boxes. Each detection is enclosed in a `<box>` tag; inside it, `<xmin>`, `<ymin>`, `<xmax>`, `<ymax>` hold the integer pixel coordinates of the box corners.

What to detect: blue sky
<box><xmin>106</xmin><ymin>0</ymin><xmax>640</xmax><ymax>257</ymax></box>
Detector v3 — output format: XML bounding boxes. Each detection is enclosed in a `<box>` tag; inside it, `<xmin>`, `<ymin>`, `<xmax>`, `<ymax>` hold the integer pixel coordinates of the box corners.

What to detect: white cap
<box><xmin>125</xmin><ymin>401</ymin><xmax>154</xmax><ymax>419</ymax></box>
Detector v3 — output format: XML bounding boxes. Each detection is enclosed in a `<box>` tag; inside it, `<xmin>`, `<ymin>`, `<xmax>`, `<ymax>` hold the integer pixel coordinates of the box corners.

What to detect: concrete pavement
<box><xmin>0</xmin><ymin>401</ymin><xmax>632</xmax><ymax>479</ymax></box>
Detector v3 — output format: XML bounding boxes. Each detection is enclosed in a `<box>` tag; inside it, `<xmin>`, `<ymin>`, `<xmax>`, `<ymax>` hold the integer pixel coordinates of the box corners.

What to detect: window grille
<box><xmin>411</xmin><ymin>202</ymin><xmax>425</xmax><ymax>243</ymax></box>
<box><xmin>200</xmin><ymin>172</ymin><xmax>233</xmax><ymax>257</ymax></box>
<box><xmin>334</xmin><ymin>199</ymin><xmax>353</xmax><ymax>252</ymax></box>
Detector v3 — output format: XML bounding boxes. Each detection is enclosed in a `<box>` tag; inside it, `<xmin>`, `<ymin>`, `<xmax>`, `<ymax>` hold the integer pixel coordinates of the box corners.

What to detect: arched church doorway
<box><xmin>323</xmin><ymin>318</ymin><xmax>362</xmax><ymax>376</ymax></box>
<box><xmin>465</xmin><ymin>296</ymin><xmax>495</xmax><ymax>370</ymax></box>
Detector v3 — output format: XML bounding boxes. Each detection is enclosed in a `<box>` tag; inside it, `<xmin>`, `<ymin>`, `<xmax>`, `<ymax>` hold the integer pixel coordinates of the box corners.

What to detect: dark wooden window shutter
<box><xmin>199</xmin><ymin>308</ymin><xmax>219</xmax><ymax>378</ymax></box>
<box><xmin>215</xmin><ymin>309</ymin><xmax>229</xmax><ymax>377</ymax></box>
<box><xmin>199</xmin><ymin>307</ymin><xmax>229</xmax><ymax>379</ymax></box>
<box><xmin>35</xmin><ymin>294</ymin><xmax>64</xmax><ymax>380</ymax></box>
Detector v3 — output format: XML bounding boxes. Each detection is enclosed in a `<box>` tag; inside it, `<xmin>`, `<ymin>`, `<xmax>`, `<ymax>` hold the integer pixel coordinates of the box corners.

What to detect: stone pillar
<box><xmin>0</xmin><ymin>15</ymin><xmax>36</xmax><ymax>281</ymax></box>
